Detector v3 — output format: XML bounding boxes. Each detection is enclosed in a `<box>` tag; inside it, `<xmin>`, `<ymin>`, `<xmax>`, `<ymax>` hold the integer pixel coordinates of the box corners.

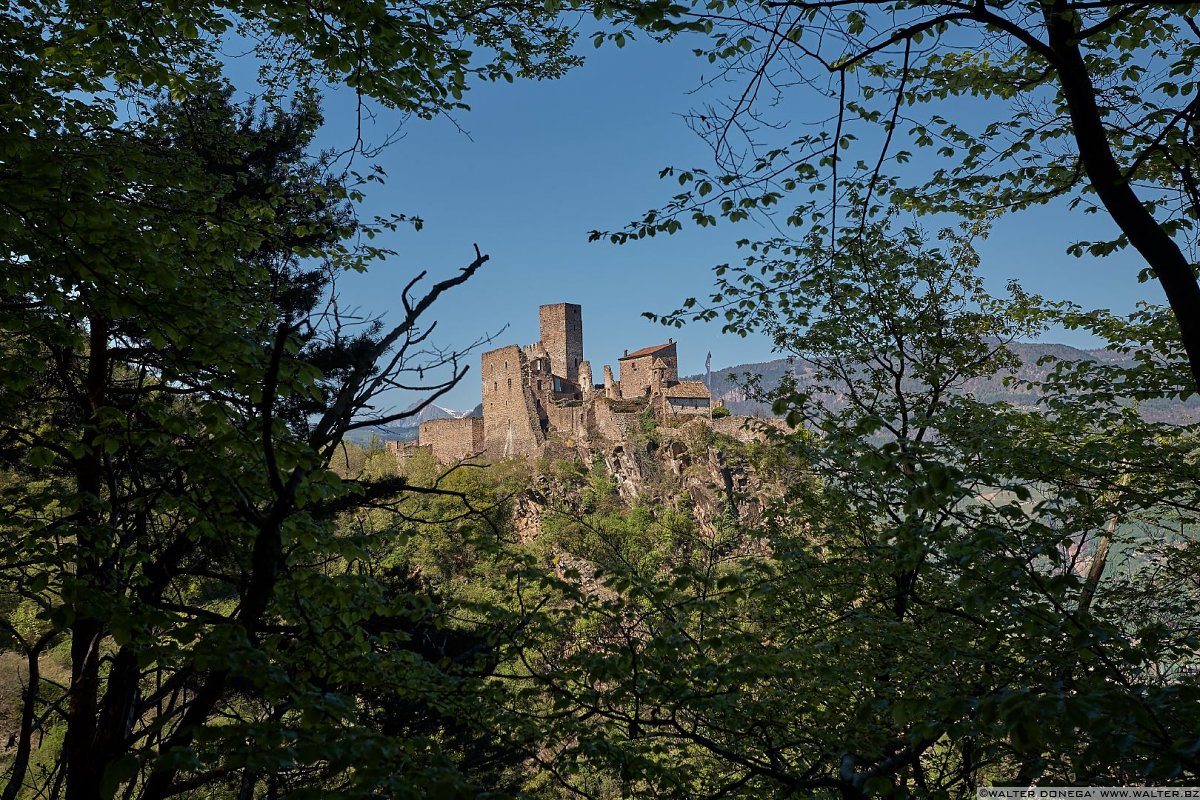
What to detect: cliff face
<box><xmin>512</xmin><ymin>417</ymin><xmax>784</xmax><ymax>542</ymax></box>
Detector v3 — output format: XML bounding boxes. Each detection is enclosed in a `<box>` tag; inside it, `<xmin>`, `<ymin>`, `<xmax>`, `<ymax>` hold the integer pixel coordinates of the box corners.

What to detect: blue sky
<box><xmin>280</xmin><ymin>32</ymin><xmax>1158</xmax><ymax>412</ymax></box>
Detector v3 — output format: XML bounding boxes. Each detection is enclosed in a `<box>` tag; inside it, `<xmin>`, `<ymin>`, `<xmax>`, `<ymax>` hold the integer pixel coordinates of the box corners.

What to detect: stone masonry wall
<box><xmin>418</xmin><ymin>417</ymin><xmax>484</xmax><ymax>463</ymax></box>
<box><xmin>385</xmin><ymin>440</ymin><xmax>425</xmax><ymax>460</ymax></box>
<box><xmin>593</xmin><ymin>399</ymin><xmax>643</xmax><ymax>441</ymax></box>
<box><xmin>544</xmin><ymin>402</ymin><xmax>588</xmax><ymax>440</ymax></box>
<box><xmin>481</xmin><ymin>345</ymin><xmax>545</xmax><ymax>458</ymax></box>
<box><xmin>578</xmin><ymin>360</ymin><xmax>593</xmax><ymax>399</ymax></box>
<box><xmin>618</xmin><ymin>343</ymin><xmax>677</xmax><ymax>399</ymax></box>
<box><xmin>711</xmin><ymin>415</ymin><xmax>789</xmax><ymax>443</ymax></box>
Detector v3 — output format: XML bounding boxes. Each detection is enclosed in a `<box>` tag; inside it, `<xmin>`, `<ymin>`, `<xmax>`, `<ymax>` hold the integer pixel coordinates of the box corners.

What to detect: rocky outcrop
<box><xmin>513</xmin><ymin>417</ymin><xmax>783</xmax><ymax>540</ymax></box>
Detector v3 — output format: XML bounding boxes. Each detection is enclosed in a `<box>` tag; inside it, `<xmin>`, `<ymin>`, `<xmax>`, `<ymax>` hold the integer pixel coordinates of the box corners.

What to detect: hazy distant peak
<box><xmin>400</xmin><ymin>402</ymin><xmax>472</xmax><ymax>424</ymax></box>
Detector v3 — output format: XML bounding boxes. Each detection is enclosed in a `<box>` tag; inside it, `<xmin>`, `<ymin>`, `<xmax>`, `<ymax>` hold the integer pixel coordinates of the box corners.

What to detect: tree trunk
<box><xmin>1044</xmin><ymin>1</ymin><xmax>1200</xmax><ymax>391</ymax></box>
<box><xmin>65</xmin><ymin>312</ymin><xmax>110</xmax><ymax>800</ymax></box>
<box><xmin>1</xmin><ymin>642</ymin><xmax>43</xmax><ymax>800</ymax></box>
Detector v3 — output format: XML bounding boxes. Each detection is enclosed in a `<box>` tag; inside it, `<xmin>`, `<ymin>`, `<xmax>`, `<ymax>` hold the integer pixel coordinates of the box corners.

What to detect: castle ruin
<box><xmin>417</xmin><ymin>303</ymin><xmax>715</xmax><ymax>461</ymax></box>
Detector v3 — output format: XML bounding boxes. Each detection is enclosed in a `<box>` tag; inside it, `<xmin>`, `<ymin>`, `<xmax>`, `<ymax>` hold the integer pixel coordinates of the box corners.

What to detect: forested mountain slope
<box><xmin>696</xmin><ymin>342</ymin><xmax>1200</xmax><ymax>423</ymax></box>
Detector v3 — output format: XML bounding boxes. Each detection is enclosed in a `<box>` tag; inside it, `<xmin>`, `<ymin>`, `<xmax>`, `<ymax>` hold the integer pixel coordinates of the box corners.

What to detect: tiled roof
<box><xmin>665</xmin><ymin>380</ymin><xmax>711</xmax><ymax>398</ymax></box>
<box><xmin>619</xmin><ymin>342</ymin><xmax>675</xmax><ymax>360</ymax></box>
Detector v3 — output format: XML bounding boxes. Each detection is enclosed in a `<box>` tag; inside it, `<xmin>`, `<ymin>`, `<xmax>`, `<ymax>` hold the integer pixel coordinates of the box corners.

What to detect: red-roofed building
<box><xmin>617</xmin><ymin>340</ymin><xmax>678</xmax><ymax>399</ymax></box>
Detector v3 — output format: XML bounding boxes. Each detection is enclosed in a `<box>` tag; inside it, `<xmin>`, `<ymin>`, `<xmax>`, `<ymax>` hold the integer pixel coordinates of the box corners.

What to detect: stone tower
<box><xmin>539</xmin><ymin>303</ymin><xmax>583</xmax><ymax>383</ymax></box>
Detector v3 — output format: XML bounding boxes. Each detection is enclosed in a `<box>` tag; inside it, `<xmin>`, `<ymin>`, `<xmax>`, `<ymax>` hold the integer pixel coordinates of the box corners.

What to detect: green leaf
<box><xmin>100</xmin><ymin>756</ymin><xmax>140</xmax><ymax>800</ymax></box>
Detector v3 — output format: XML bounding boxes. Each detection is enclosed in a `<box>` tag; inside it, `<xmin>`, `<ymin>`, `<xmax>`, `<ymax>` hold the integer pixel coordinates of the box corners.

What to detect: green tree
<box><xmin>0</xmin><ymin>0</ymin><xmax>633</xmax><ymax>794</ymax></box>
<box><xmin>536</xmin><ymin>213</ymin><xmax>1200</xmax><ymax>796</ymax></box>
<box><xmin>611</xmin><ymin>1</ymin><xmax>1200</xmax><ymax>390</ymax></box>
<box><xmin>0</xmin><ymin>81</ymin><xmax>520</xmax><ymax>798</ymax></box>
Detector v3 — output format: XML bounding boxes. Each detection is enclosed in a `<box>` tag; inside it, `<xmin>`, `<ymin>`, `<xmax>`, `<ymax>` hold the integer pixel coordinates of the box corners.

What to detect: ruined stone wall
<box><xmin>481</xmin><ymin>345</ymin><xmax>545</xmax><ymax>458</ymax></box>
<box><xmin>525</xmin><ymin>353</ymin><xmax>556</xmax><ymax>407</ymax></box>
<box><xmin>544</xmin><ymin>402</ymin><xmax>588</xmax><ymax>440</ymax></box>
<box><xmin>522</xmin><ymin>341</ymin><xmax>548</xmax><ymax>361</ymax></box>
<box><xmin>385</xmin><ymin>440</ymin><xmax>424</xmax><ymax>459</ymax></box>
<box><xmin>418</xmin><ymin>417</ymin><xmax>484</xmax><ymax>463</ymax></box>
<box><xmin>711</xmin><ymin>415</ymin><xmax>789</xmax><ymax>443</ymax></box>
<box><xmin>578</xmin><ymin>360</ymin><xmax>593</xmax><ymax>400</ymax></box>
<box><xmin>592</xmin><ymin>398</ymin><xmax>644</xmax><ymax>441</ymax></box>
<box><xmin>539</xmin><ymin>303</ymin><xmax>584</xmax><ymax>382</ymax></box>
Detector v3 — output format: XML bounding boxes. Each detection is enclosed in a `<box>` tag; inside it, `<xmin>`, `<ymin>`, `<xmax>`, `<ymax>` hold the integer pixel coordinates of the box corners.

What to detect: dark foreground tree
<box><xmin>0</xmin><ymin>0</ymin><xmax>642</xmax><ymax>794</ymax></box>
<box><xmin>0</xmin><ymin>82</ymin><xmax>526</xmax><ymax>798</ymax></box>
<box><xmin>609</xmin><ymin>0</ymin><xmax>1200</xmax><ymax>390</ymax></box>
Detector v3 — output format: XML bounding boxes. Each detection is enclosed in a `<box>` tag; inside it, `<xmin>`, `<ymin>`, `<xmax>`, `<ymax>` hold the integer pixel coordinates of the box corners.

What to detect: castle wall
<box><xmin>544</xmin><ymin>402</ymin><xmax>588</xmax><ymax>440</ymax></box>
<box><xmin>526</xmin><ymin>353</ymin><xmax>555</xmax><ymax>404</ymax></box>
<box><xmin>619</xmin><ymin>354</ymin><xmax>654</xmax><ymax>399</ymax></box>
<box><xmin>578</xmin><ymin>360</ymin><xmax>593</xmax><ymax>400</ymax></box>
<box><xmin>711</xmin><ymin>415</ymin><xmax>789</xmax><ymax>442</ymax></box>
<box><xmin>481</xmin><ymin>345</ymin><xmax>545</xmax><ymax>458</ymax></box>
<box><xmin>593</xmin><ymin>399</ymin><xmax>644</xmax><ymax>441</ymax></box>
<box><xmin>539</xmin><ymin>303</ymin><xmax>584</xmax><ymax>383</ymax></box>
<box><xmin>418</xmin><ymin>417</ymin><xmax>484</xmax><ymax>463</ymax></box>
<box><xmin>663</xmin><ymin>355</ymin><xmax>679</xmax><ymax>382</ymax></box>
<box><xmin>522</xmin><ymin>341</ymin><xmax>548</xmax><ymax>361</ymax></box>
<box><xmin>385</xmin><ymin>440</ymin><xmax>424</xmax><ymax>459</ymax></box>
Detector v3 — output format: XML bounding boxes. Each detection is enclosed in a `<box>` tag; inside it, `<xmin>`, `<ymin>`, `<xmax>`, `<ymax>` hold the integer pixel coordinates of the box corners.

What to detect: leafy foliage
<box><xmin>0</xmin><ymin>78</ymin><xmax>519</xmax><ymax>797</ymax></box>
<box><xmin>528</xmin><ymin>213</ymin><xmax>1200</xmax><ymax>797</ymax></box>
<box><xmin>606</xmin><ymin>0</ymin><xmax>1200</xmax><ymax>388</ymax></box>
<box><xmin>0</xmin><ymin>0</ymin><xmax>608</xmax><ymax>791</ymax></box>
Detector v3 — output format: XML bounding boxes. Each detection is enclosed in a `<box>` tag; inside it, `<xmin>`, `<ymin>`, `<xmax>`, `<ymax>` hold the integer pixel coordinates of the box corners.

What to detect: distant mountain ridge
<box><xmin>690</xmin><ymin>342</ymin><xmax>1198</xmax><ymax>424</ymax></box>
<box><xmin>403</xmin><ymin>403</ymin><xmax>480</xmax><ymax>424</ymax></box>
<box><xmin>342</xmin><ymin>402</ymin><xmax>483</xmax><ymax>446</ymax></box>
